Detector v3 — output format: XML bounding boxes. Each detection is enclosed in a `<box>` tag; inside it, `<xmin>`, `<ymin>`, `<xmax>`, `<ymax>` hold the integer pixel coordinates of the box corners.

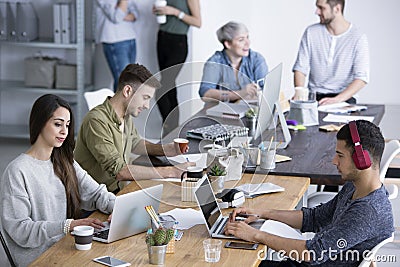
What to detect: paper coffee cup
<box><xmin>155</xmin><ymin>0</ymin><xmax>167</xmax><ymax>24</ymax></box>
<box><xmin>72</xmin><ymin>226</ymin><xmax>94</xmax><ymax>250</ymax></box>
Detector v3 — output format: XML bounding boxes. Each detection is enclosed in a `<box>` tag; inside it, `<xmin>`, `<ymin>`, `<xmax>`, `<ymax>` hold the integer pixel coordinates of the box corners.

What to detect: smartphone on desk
<box><xmin>225</xmin><ymin>241</ymin><xmax>259</xmax><ymax>250</ymax></box>
<box><xmin>93</xmin><ymin>256</ymin><xmax>131</xmax><ymax>267</ymax></box>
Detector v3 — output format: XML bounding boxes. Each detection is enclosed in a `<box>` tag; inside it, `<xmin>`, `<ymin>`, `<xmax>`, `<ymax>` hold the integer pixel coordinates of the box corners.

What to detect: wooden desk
<box><xmin>30</xmin><ymin>174</ymin><xmax>310</xmax><ymax>267</ymax></box>
<box><xmin>160</xmin><ymin>103</ymin><xmax>385</xmax><ymax>186</ymax></box>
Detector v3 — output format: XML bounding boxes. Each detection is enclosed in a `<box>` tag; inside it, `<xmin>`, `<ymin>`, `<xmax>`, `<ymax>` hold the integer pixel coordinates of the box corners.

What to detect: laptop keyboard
<box><xmin>94</xmin><ymin>229</ymin><xmax>109</xmax><ymax>240</ymax></box>
<box><xmin>216</xmin><ymin>217</ymin><xmax>228</xmax><ymax>235</ymax></box>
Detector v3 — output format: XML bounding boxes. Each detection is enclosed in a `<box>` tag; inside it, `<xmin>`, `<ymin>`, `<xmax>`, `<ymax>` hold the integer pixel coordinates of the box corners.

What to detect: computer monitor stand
<box><xmin>262</xmin><ymin>102</ymin><xmax>291</xmax><ymax>149</ymax></box>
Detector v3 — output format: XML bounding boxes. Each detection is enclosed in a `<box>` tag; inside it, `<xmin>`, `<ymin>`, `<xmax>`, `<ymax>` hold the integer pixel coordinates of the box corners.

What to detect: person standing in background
<box><xmin>153</xmin><ymin>0</ymin><xmax>201</xmax><ymax>136</ymax></box>
<box><xmin>293</xmin><ymin>0</ymin><xmax>369</xmax><ymax>105</ymax></box>
<box><xmin>95</xmin><ymin>0</ymin><xmax>139</xmax><ymax>92</ymax></box>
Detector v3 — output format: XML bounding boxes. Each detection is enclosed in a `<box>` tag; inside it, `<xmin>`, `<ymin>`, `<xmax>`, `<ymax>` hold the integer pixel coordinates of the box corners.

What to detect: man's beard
<box><xmin>320</xmin><ymin>15</ymin><xmax>334</xmax><ymax>25</ymax></box>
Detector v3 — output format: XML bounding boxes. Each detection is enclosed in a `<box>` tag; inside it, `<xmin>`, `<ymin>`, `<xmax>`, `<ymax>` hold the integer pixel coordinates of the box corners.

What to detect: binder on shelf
<box><xmin>53</xmin><ymin>4</ymin><xmax>61</xmax><ymax>43</ymax></box>
<box><xmin>16</xmin><ymin>2</ymin><xmax>38</xmax><ymax>42</ymax></box>
<box><xmin>0</xmin><ymin>2</ymin><xmax>7</xmax><ymax>40</ymax></box>
<box><xmin>6</xmin><ymin>2</ymin><xmax>17</xmax><ymax>41</ymax></box>
<box><xmin>60</xmin><ymin>3</ymin><xmax>76</xmax><ymax>44</ymax></box>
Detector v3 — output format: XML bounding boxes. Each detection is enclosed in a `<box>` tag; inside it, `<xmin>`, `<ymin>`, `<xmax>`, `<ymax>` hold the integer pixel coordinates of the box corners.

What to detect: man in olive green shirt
<box><xmin>75</xmin><ymin>64</ymin><xmax>192</xmax><ymax>193</ymax></box>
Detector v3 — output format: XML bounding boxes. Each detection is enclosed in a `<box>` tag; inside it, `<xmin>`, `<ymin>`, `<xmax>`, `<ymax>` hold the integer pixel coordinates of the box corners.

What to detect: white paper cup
<box><xmin>72</xmin><ymin>226</ymin><xmax>94</xmax><ymax>250</ymax></box>
<box><xmin>155</xmin><ymin>0</ymin><xmax>167</xmax><ymax>24</ymax></box>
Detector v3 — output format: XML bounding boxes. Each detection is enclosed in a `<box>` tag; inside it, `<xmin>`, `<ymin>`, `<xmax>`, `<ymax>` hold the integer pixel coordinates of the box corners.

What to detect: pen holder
<box><xmin>150</xmin><ymin>215</ymin><xmax>176</xmax><ymax>254</ymax></box>
<box><xmin>181</xmin><ymin>178</ymin><xmax>199</xmax><ymax>202</ymax></box>
<box><xmin>287</xmin><ymin>100</ymin><xmax>319</xmax><ymax>126</ymax></box>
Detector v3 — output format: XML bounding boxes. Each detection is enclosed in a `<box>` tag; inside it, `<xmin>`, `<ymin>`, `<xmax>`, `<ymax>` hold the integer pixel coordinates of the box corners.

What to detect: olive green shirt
<box><xmin>74</xmin><ymin>98</ymin><xmax>141</xmax><ymax>192</ymax></box>
<box><xmin>159</xmin><ymin>0</ymin><xmax>190</xmax><ymax>35</ymax></box>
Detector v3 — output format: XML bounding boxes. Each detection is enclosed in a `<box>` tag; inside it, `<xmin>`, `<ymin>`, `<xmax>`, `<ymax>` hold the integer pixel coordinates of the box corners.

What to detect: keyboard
<box><xmin>186</xmin><ymin>124</ymin><xmax>248</xmax><ymax>141</ymax></box>
<box><xmin>216</xmin><ymin>217</ymin><xmax>229</xmax><ymax>235</ymax></box>
<box><xmin>93</xmin><ymin>229</ymin><xmax>109</xmax><ymax>240</ymax></box>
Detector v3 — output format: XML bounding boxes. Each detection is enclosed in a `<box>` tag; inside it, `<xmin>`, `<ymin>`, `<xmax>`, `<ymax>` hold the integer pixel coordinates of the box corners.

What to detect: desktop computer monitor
<box><xmin>253</xmin><ymin>63</ymin><xmax>291</xmax><ymax>149</ymax></box>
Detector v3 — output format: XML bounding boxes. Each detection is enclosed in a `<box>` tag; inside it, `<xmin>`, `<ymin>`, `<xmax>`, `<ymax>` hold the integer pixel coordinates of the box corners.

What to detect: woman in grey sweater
<box><xmin>0</xmin><ymin>94</ymin><xmax>115</xmax><ymax>266</ymax></box>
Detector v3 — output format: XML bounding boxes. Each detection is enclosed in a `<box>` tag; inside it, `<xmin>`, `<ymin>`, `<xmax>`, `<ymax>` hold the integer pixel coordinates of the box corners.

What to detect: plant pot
<box><xmin>148</xmin><ymin>244</ymin><xmax>167</xmax><ymax>265</ymax></box>
<box><xmin>244</xmin><ymin>116</ymin><xmax>257</xmax><ymax>136</ymax></box>
<box><xmin>208</xmin><ymin>175</ymin><xmax>225</xmax><ymax>193</ymax></box>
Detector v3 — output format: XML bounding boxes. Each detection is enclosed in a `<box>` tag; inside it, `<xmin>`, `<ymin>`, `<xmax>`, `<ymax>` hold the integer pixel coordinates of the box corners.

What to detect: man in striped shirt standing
<box><xmin>293</xmin><ymin>0</ymin><xmax>369</xmax><ymax>106</ymax></box>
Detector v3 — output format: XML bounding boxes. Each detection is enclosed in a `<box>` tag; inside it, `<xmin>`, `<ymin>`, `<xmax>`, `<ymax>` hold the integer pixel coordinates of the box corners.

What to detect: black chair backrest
<box><xmin>0</xmin><ymin>230</ymin><xmax>16</xmax><ymax>267</ymax></box>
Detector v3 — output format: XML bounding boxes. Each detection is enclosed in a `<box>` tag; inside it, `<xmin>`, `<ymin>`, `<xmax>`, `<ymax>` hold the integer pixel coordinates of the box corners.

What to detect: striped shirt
<box><xmin>293</xmin><ymin>23</ymin><xmax>369</xmax><ymax>94</ymax></box>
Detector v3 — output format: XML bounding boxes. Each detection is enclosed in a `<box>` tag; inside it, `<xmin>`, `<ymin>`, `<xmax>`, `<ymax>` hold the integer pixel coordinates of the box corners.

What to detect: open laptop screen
<box><xmin>195</xmin><ymin>178</ymin><xmax>222</xmax><ymax>229</ymax></box>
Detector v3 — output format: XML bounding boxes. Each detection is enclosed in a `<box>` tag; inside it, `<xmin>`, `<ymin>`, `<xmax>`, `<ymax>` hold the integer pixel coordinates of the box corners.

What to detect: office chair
<box><xmin>84</xmin><ymin>88</ymin><xmax>114</xmax><ymax>110</ymax></box>
<box><xmin>358</xmin><ymin>233</ymin><xmax>394</xmax><ymax>267</ymax></box>
<box><xmin>379</xmin><ymin>140</ymin><xmax>400</xmax><ymax>199</ymax></box>
<box><xmin>0</xmin><ymin>230</ymin><xmax>16</xmax><ymax>267</ymax></box>
<box><xmin>307</xmin><ymin>140</ymin><xmax>400</xmax><ymax>208</ymax></box>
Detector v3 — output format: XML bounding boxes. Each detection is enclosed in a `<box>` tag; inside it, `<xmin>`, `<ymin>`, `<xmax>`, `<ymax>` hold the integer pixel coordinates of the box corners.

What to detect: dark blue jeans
<box><xmin>102</xmin><ymin>39</ymin><xmax>136</xmax><ymax>92</ymax></box>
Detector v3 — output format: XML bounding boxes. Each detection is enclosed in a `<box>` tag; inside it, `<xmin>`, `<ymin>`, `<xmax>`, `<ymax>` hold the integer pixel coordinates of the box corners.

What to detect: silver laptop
<box><xmin>193</xmin><ymin>175</ymin><xmax>265</xmax><ymax>239</ymax></box>
<box><xmin>93</xmin><ymin>184</ymin><xmax>163</xmax><ymax>243</ymax></box>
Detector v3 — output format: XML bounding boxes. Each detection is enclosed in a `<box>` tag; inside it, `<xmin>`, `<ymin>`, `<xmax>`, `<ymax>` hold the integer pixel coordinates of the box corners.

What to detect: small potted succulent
<box><xmin>146</xmin><ymin>227</ymin><xmax>175</xmax><ymax>265</ymax></box>
<box><xmin>207</xmin><ymin>164</ymin><xmax>227</xmax><ymax>193</ymax></box>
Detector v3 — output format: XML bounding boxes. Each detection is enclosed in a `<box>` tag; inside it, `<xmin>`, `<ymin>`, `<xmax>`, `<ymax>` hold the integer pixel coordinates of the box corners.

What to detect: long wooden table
<box><xmin>30</xmin><ymin>174</ymin><xmax>309</xmax><ymax>266</ymax></box>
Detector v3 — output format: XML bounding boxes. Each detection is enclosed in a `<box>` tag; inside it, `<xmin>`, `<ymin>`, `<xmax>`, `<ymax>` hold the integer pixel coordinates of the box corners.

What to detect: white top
<box><xmin>95</xmin><ymin>0</ymin><xmax>139</xmax><ymax>44</ymax></box>
<box><xmin>0</xmin><ymin>154</ymin><xmax>115</xmax><ymax>266</ymax></box>
<box><xmin>293</xmin><ymin>23</ymin><xmax>370</xmax><ymax>94</ymax></box>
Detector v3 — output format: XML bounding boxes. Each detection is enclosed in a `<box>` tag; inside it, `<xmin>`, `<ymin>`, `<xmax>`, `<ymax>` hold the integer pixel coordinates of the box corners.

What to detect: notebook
<box><xmin>93</xmin><ymin>184</ymin><xmax>163</xmax><ymax>243</ymax></box>
<box><xmin>206</xmin><ymin>102</ymin><xmax>250</xmax><ymax>119</ymax></box>
<box><xmin>193</xmin><ymin>175</ymin><xmax>266</xmax><ymax>239</ymax></box>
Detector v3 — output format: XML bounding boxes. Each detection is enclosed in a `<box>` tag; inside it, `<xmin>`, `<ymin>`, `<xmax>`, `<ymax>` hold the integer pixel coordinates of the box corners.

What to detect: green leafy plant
<box><xmin>245</xmin><ymin>107</ymin><xmax>258</xmax><ymax>118</ymax></box>
<box><xmin>208</xmin><ymin>164</ymin><xmax>226</xmax><ymax>176</ymax></box>
<box><xmin>146</xmin><ymin>227</ymin><xmax>174</xmax><ymax>246</ymax></box>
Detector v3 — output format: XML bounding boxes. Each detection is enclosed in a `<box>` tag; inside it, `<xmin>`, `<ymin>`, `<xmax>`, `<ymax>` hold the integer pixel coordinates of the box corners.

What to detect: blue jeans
<box><xmin>102</xmin><ymin>39</ymin><xmax>136</xmax><ymax>92</ymax></box>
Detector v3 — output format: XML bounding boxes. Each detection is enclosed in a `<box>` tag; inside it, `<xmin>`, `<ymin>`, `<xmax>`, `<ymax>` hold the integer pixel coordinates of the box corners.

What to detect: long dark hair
<box><xmin>29</xmin><ymin>94</ymin><xmax>81</xmax><ymax>218</ymax></box>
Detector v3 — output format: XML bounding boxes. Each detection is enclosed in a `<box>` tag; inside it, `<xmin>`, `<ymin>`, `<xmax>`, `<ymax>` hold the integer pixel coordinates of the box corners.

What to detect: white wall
<box><xmin>1</xmin><ymin>1</ymin><xmax>399</xmax><ymax>138</ymax></box>
<box><xmin>192</xmin><ymin>0</ymin><xmax>400</xmax><ymax>105</ymax></box>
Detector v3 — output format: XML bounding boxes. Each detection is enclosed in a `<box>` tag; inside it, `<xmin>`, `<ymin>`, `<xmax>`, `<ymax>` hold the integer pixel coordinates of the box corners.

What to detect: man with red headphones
<box><xmin>225</xmin><ymin>120</ymin><xmax>394</xmax><ymax>267</ymax></box>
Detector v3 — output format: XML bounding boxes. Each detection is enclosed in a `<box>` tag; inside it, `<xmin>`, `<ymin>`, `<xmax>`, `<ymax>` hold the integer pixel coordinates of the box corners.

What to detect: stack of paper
<box><xmin>206</xmin><ymin>102</ymin><xmax>249</xmax><ymax>119</ymax></box>
<box><xmin>161</xmin><ymin>208</ymin><xmax>204</xmax><ymax>230</ymax></box>
<box><xmin>323</xmin><ymin>114</ymin><xmax>374</xmax><ymax>123</ymax></box>
<box><xmin>318</xmin><ymin>102</ymin><xmax>367</xmax><ymax>114</ymax></box>
<box><xmin>260</xmin><ymin>220</ymin><xmax>305</xmax><ymax>240</ymax></box>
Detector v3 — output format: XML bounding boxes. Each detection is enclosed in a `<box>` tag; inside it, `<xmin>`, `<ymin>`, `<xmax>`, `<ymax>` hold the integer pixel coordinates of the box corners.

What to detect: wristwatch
<box><xmin>178</xmin><ymin>11</ymin><xmax>185</xmax><ymax>20</ymax></box>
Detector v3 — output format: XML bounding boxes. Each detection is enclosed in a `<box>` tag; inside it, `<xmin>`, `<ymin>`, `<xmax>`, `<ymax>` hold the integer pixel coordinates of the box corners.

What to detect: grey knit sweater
<box><xmin>0</xmin><ymin>153</ymin><xmax>115</xmax><ymax>266</ymax></box>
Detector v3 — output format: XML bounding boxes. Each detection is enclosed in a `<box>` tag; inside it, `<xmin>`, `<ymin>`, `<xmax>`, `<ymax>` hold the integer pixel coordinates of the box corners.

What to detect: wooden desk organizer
<box><xmin>181</xmin><ymin>179</ymin><xmax>199</xmax><ymax>202</ymax></box>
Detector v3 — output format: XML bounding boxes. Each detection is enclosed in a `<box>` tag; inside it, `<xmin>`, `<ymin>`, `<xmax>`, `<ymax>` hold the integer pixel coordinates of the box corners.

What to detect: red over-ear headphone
<box><xmin>349</xmin><ymin>121</ymin><xmax>371</xmax><ymax>170</ymax></box>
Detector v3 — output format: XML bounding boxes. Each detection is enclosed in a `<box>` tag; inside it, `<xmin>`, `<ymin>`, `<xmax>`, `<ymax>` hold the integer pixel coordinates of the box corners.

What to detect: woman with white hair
<box><xmin>199</xmin><ymin>21</ymin><xmax>268</xmax><ymax>102</ymax></box>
